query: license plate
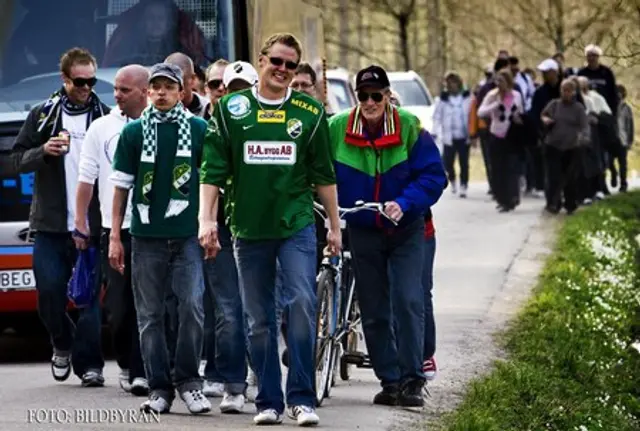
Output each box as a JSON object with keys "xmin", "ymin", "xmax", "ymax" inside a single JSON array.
[{"xmin": 0, "ymin": 269, "xmax": 36, "ymax": 291}]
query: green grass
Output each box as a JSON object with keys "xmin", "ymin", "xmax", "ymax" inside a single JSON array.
[{"xmin": 433, "ymin": 192, "xmax": 640, "ymax": 431}]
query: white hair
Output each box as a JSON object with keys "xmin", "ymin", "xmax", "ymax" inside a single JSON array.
[{"xmin": 584, "ymin": 44, "xmax": 602, "ymax": 56}]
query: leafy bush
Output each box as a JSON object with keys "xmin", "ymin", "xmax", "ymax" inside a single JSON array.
[{"xmin": 441, "ymin": 193, "xmax": 640, "ymax": 431}]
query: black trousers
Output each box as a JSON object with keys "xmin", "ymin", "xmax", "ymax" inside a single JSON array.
[
  {"xmin": 545, "ymin": 147, "xmax": 580, "ymax": 212},
  {"xmin": 489, "ymin": 135, "xmax": 520, "ymax": 208},
  {"xmin": 526, "ymin": 145, "xmax": 545, "ymax": 191},
  {"xmin": 442, "ymin": 139, "xmax": 470, "ymax": 187},
  {"xmin": 609, "ymin": 146, "xmax": 628, "ymax": 189},
  {"xmin": 101, "ymin": 229, "xmax": 145, "ymax": 380},
  {"xmin": 479, "ymin": 129, "xmax": 493, "ymax": 191}
]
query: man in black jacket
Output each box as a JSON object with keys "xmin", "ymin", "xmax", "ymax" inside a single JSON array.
[
  {"xmin": 578, "ymin": 45, "xmax": 618, "ymax": 115},
  {"xmin": 529, "ymin": 58, "xmax": 562, "ymax": 199},
  {"xmin": 6, "ymin": 48, "xmax": 109, "ymax": 386}
]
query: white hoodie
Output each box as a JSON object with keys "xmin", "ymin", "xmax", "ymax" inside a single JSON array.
[{"xmin": 78, "ymin": 106, "xmax": 133, "ymax": 229}]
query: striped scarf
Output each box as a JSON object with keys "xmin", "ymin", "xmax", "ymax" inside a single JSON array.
[
  {"xmin": 137, "ymin": 103, "xmax": 192, "ymax": 224},
  {"xmin": 344, "ymin": 104, "xmax": 402, "ymax": 148}
]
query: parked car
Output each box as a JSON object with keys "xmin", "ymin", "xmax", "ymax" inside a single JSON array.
[
  {"xmin": 326, "ymin": 68, "xmax": 356, "ymax": 114},
  {"xmin": 387, "ymin": 71, "xmax": 439, "ymax": 149}
]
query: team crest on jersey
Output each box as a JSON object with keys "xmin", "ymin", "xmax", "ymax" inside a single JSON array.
[
  {"xmin": 257, "ymin": 110, "xmax": 286, "ymax": 123},
  {"xmin": 286, "ymin": 118, "xmax": 303, "ymax": 139},
  {"xmin": 227, "ymin": 94, "xmax": 251, "ymax": 119}
]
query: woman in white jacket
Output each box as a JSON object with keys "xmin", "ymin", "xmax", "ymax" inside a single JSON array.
[{"xmin": 432, "ymin": 72, "xmax": 472, "ymax": 197}]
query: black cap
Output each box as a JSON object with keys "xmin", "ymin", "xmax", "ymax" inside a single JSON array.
[
  {"xmin": 149, "ymin": 63, "xmax": 184, "ymax": 88},
  {"xmin": 355, "ymin": 65, "xmax": 390, "ymax": 91}
]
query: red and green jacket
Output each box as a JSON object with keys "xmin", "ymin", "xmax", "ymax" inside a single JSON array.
[{"xmin": 328, "ymin": 105, "xmax": 446, "ymax": 229}]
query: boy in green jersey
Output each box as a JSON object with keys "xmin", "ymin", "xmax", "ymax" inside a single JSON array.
[
  {"xmin": 199, "ymin": 33, "xmax": 341, "ymax": 427},
  {"xmin": 108, "ymin": 63, "xmax": 210, "ymax": 415}
]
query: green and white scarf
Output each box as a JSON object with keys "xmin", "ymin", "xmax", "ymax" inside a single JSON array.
[{"xmin": 137, "ymin": 103, "xmax": 192, "ymax": 224}]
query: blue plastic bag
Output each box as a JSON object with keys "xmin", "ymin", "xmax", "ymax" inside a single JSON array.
[{"xmin": 67, "ymin": 246, "xmax": 99, "ymax": 308}]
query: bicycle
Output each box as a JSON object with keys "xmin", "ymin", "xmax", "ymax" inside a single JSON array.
[{"xmin": 313, "ymin": 200, "xmax": 397, "ymax": 406}]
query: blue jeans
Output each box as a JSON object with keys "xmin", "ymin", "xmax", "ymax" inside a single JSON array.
[
  {"xmin": 423, "ymin": 236, "xmax": 436, "ymax": 359},
  {"xmin": 203, "ymin": 225, "xmax": 246, "ymax": 395},
  {"xmin": 234, "ymin": 224, "xmax": 317, "ymax": 413},
  {"xmin": 349, "ymin": 219, "xmax": 426, "ymax": 388},
  {"xmin": 131, "ymin": 236, "xmax": 205, "ymax": 401},
  {"xmin": 33, "ymin": 232, "xmax": 104, "ymax": 378}
]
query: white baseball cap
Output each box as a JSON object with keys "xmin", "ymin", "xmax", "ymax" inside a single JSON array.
[
  {"xmin": 537, "ymin": 58, "xmax": 559, "ymax": 72},
  {"xmin": 223, "ymin": 61, "xmax": 258, "ymax": 87}
]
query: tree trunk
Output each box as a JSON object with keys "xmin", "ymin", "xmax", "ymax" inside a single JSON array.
[
  {"xmin": 339, "ymin": 0, "xmax": 350, "ymax": 68},
  {"xmin": 549, "ymin": 0, "xmax": 565, "ymax": 52},
  {"xmin": 399, "ymin": 14, "xmax": 411, "ymax": 69}
]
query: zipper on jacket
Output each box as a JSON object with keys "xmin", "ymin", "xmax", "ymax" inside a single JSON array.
[{"xmin": 372, "ymin": 146, "xmax": 383, "ymax": 228}]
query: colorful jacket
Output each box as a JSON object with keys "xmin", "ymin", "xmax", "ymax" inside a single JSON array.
[{"xmin": 328, "ymin": 105, "xmax": 447, "ymax": 229}]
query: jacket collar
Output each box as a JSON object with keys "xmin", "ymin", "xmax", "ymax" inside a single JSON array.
[{"xmin": 344, "ymin": 104, "xmax": 402, "ymax": 148}]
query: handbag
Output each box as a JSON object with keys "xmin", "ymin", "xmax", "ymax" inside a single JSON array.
[{"xmin": 67, "ymin": 246, "xmax": 99, "ymax": 308}]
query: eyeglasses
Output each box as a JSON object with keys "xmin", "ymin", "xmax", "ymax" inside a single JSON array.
[
  {"xmin": 268, "ymin": 57, "xmax": 298, "ymax": 70},
  {"xmin": 291, "ymin": 82, "xmax": 314, "ymax": 90},
  {"xmin": 207, "ymin": 79, "xmax": 224, "ymax": 90},
  {"xmin": 71, "ymin": 77, "xmax": 97, "ymax": 88},
  {"xmin": 357, "ymin": 91, "xmax": 384, "ymax": 103}
]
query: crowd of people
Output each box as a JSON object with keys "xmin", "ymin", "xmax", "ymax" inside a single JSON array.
[
  {"xmin": 434, "ymin": 45, "xmax": 634, "ymax": 213},
  {"xmin": 5, "ymin": 31, "xmax": 448, "ymax": 427}
]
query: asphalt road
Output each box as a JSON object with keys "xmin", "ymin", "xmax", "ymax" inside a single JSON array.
[{"xmin": 0, "ymin": 182, "xmax": 550, "ymax": 430}]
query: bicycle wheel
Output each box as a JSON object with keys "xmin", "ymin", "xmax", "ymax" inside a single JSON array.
[
  {"xmin": 339, "ymin": 260, "xmax": 358, "ymax": 381},
  {"xmin": 314, "ymin": 267, "xmax": 335, "ymax": 406}
]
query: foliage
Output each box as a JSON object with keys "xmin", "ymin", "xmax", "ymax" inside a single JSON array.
[{"xmin": 436, "ymin": 192, "xmax": 640, "ymax": 431}]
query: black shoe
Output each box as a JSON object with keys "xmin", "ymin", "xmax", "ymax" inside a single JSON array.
[
  {"xmin": 398, "ymin": 379, "xmax": 424, "ymax": 407},
  {"xmin": 373, "ymin": 386, "xmax": 398, "ymax": 406},
  {"xmin": 545, "ymin": 205, "xmax": 560, "ymax": 215},
  {"xmin": 81, "ymin": 370, "xmax": 105, "ymax": 387},
  {"xmin": 620, "ymin": 183, "xmax": 628, "ymax": 193},
  {"xmin": 611, "ymin": 176, "xmax": 618, "ymax": 188}
]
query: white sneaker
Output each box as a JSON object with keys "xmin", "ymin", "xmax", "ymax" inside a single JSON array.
[
  {"xmin": 220, "ymin": 392, "xmax": 245, "ymax": 413},
  {"xmin": 450, "ymin": 183, "xmax": 457, "ymax": 194},
  {"xmin": 141, "ymin": 395, "xmax": 171, "ymax": 414},
  {"xmin": 203, "ymin": 380, "xmax": 224, "ymax": 397},
  {"xmin": 118, "ymin": 369, "xmax": 132, "ymax": 392},
  {"xmin": 459, "ymin": 185, "xmax": 467, "ymax": 198},
  {"xmin": 51, "ymin": 354, "xmax": 71, "ymax": 381},
  {"xmin": 287, "ymin": 405, "xmax": 319, "ymax": 426},
  {"xmin": 131, "ymin": 377, "xmax": 149, "ymax": 396},
  {"xmin": 254, "ymin": 409, "xmax": 283, "ymax": 425},
  {"xmin": 595, "ymin": 191, "xmax": 605, "ymax": 200},
  {"xmin": 180, "ymin": 389, "xmax": 212, "ymax": 414}
]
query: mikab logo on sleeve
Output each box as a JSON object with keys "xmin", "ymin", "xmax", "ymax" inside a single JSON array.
[
  {"xmin": 257, "ymin": 110, "xmax": 286, "ymax": 123},
  {"xmin": 243, "ymin": 141, "xmax": 296, "ymax": 165}
]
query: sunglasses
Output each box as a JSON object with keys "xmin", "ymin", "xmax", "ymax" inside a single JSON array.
[
  {"xmin": 71, "ymin": 77, "xmax": 97, "ymax": 88},
  {"xmin": 268, "ymin": 56, "xmax": 298, "ymax": 70},
  {"xmin": 207, "ymin": 79, "xmax": 224, "ymax": 90},
  {"xmin": 357, "ymin": 91, "xmax": 384, "ymax": 103}
]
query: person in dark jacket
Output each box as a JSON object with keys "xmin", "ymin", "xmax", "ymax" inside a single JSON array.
[
  {"xmin": 529, "ymin": 59, "xmax": 562, "ymax": 199},
  {"xmin": 578, "ymin": 45, "xmax": 618, "ymax": 115},
  {"xmin": 6, "ymin": 48, "xmax": 109, "ymax": 386}
]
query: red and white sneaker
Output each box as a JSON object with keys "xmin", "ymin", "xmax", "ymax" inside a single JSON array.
[{"xmin": 423, "ymin": 357, "xmax": 437, "ymax": 381}]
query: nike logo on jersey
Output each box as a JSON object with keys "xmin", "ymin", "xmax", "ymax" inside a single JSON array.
[{"xmin": 243, "ymin": 125, "xmax": 254, "ymax": 130}]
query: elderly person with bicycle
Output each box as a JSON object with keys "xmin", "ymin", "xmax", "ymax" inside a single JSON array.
[{"xmin": 328, "ymin": 65, "xmax": 447, "ymax": 407}]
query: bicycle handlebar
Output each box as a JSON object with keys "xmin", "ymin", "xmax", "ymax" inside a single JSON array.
[{"xmin": 313, "ymin": 200, "xmax": 398, "ymax": 226}]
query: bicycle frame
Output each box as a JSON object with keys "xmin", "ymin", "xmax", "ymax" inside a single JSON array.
[{"xmin": 313, "ymin": 201, "xmax": 397, "ymax": 358}]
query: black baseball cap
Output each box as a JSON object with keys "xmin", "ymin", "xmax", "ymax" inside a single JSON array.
[
  {"xmin": 355, "ymin": 65, "xmax": 391, "ymax": 91},
  {"xmin": 149, "ymin": 63, "xmax": 184, "ymax": 89}
]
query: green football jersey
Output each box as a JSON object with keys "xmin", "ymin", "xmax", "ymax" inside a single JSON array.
[{"xmin": 200, "ymin": 87, "xmax": 336, "ymax": 240}]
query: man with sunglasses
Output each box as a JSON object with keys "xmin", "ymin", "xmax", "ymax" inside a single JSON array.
[
  {"xmin": 199, "ymin": 32, "xmax": 340, "ymax": 426},
  {"xmin": 204, "ymin": 59, "xmax": 230, "ymax": 120},
  {"xmin": 7, "ymin": 47, "xmax": 110, "ymax": 386},
  {"xmin": 328, "ymin": 65, "xmax": 446, "ymax": 408}
]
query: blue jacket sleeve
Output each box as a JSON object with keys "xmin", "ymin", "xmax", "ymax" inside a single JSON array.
[{"xmin": 395, "ymin": 129, "xmax": 447, "ymax": 213}]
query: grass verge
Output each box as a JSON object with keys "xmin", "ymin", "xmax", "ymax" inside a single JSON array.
[{"xmin": 437, "ymin": 192, "xmax": 640, "ymax": 431}]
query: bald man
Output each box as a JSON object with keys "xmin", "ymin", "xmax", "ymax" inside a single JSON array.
[
  {"xmin": 75, "ymin": 64, "xmax": 150, "ymax": 396},
  {"xmin": 165, "ymin": 52, "xmax": 208, "ymax": 117}
]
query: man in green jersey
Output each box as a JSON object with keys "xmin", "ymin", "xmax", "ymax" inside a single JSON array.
[
  {"xmin": 108, "ymin": 63, "xmax": 211, "ymax": 415},
  {"xmin": 199, "ymin": 33, "xmax": 341, "ymax": 427}
]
